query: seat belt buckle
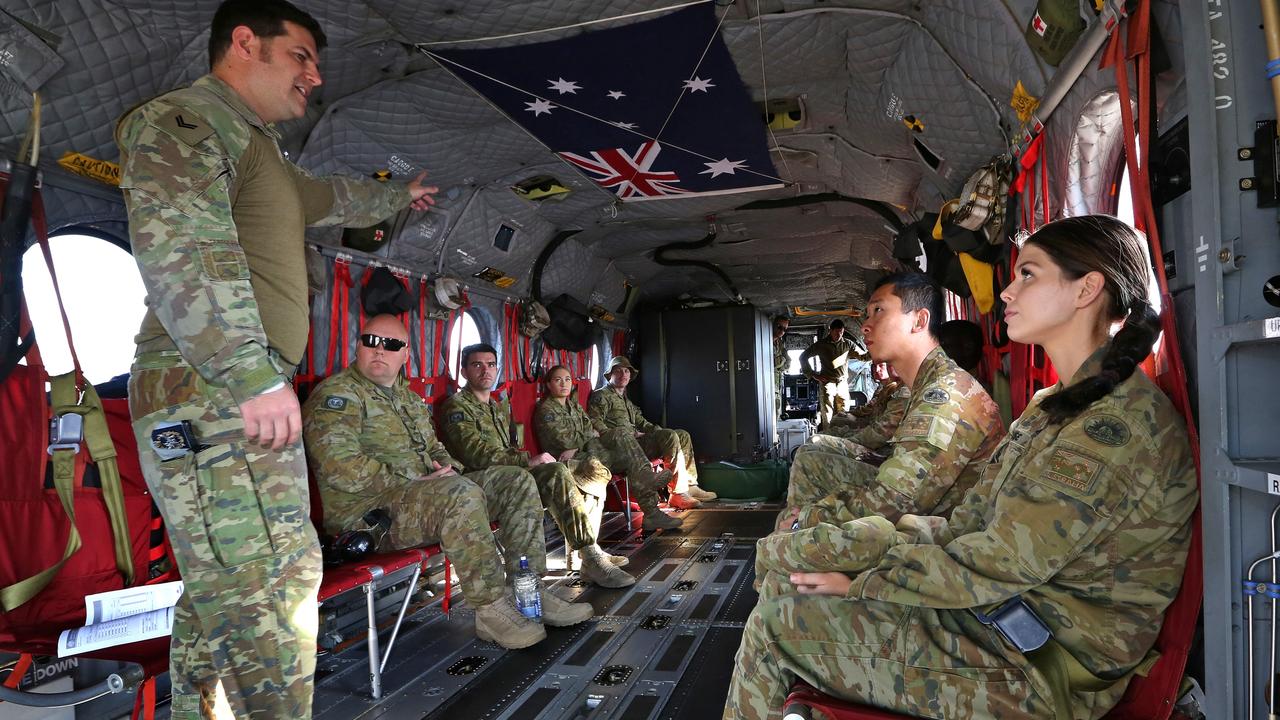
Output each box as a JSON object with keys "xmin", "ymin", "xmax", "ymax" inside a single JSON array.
[
  {"xmin": 971, "ymin": 596, "xmax": 1052, "ymax": 653},
  {"xmin": 48, "ymin": 413, "xmax": 84, "ymax": 454}
]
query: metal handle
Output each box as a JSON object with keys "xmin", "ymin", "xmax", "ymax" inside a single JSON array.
[{"xmin": 0, "ymin": 664, "xmax": 143, "ymax": 708}]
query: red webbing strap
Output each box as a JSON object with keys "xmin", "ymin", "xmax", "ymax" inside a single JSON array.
[
  {"xmin": 432, "ymin": 317, "xmax": 445, "ymax": 377},
  {"xmin": 31, "ymin": 192, "xmax": 84, "ymax": 388},
  {"xmin": 504, "ymin": 302, "xmax": 520, "ymax": 381},
  {"xmin": 442, "ymin": 558, "xmax": 452, "ymax": 616},
  {"xmin": 130, "ymin": 675, "xmax": 156, "ymax": 720},
  {"xmin": 416, "ymin": 277, "xmax": 429, "ymax": 378},
  {"xmin": 3, "ymin": 653, "xmax": 32, "ymax": 689},
  {"xmin": 1100, "ymin": 6, "xmax": 1202, "ymax": 718},
  {"xmin": 326, "ymin": 258, "xmax": 353, "ymax": 375}
]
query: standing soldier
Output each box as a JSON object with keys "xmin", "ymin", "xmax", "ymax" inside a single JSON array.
[
  {"xmin": 439, "ymin": 345, "xmax": 635, "ymax": 589},
  {"xmin": 588, "ymin": 356, "xmax": 716, "ymax": 508},
  {"xmin": 771, "ymin": 315, "xmax": 790, "ymax": 420},
  {"xmin": 116, "ymin": 2, "xmax": 438, "ymax": 716},
  {"xmin": 798, "ymin": 319, "xmax": 859, "ymax": 429},
  {"xmin": 302, "ymin": 316, "xmax": 581, "ymax": 650},
  {"xmin": 534, "ymin": 365, "xmax": 682, "ymax": 533},
  {"xmin": 726, "ymin": 215, "xmax": 1198, "ymax": 720}
]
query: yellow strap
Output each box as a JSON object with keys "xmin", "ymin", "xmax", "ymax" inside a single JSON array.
[
  {"xmin": 932, "ymin": 199, "xmax": 961, "ymax": 240},
  {"xmin": 78, "ymin": 383, "xmax": 135, "ymax": 584},
  {"xmin": 957, "ymin": 252, "xmax": 996, "ymax": 313},
  {"xmin": 1027, "ymin": 639, "xmax": 1156, "ymax": 720}
]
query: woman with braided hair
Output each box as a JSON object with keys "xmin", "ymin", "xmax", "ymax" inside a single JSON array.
[{"xmin": 725, "ymin": 215, "xmax": 1198, "ymax": 720}]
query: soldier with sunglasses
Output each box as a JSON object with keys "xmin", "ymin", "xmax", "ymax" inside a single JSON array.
[{"xmin": 303, "ymin": 315, "xmax": 592, "ymax": 650}]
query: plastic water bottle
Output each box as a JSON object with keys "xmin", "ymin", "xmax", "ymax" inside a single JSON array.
[{"xmin": 513, "ymin": 556, "xmax": 542, "ymax": 620}]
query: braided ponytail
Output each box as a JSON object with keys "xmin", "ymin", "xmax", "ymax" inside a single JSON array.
[
  {"xmin": 1039, "ymin": 301, "xmax": 1162, "ymax": 424},
  {"xmin": 1019, "ymin": 215, "xmax": 1159, "ymax": 425}
]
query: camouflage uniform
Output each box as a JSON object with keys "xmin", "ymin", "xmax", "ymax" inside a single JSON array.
[
  {"xmin": 301, "ymin": 367, "xmax": 547, "ymax": 605},
  {"xmin": 118, "ymin": 75, "xmax": 409, "ymax": 719},
  {"xmin": 788, "ymin": 347, "xmax": 1003, "ymax": 521},
  {"xmin": 773, "ymin": 334, "xmax": 788, "ymax": 419},
  {"xmin": 798, "ymin": 335, "xmax": 857, "ymax": 429},
  {"xmin": 726, "ymin": 353, "xmax": 1199, "ymax": 720},
  {"xmin": 439, "ymin": 389, "xmax": 609, "ymax": 552},
  {"xmin": 587, "ymin": 386, "xmax": 695, "ymax": 490},
  {"xmin": 800, "ymin": 384, "xmax": 910, "ymax": 459},
  {"xmin": 532, "ymin": 396, "xmax": 666, "ymax": 518}
]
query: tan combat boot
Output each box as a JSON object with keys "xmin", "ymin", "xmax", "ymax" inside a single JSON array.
[
  {"xmin": 540, "ymin": 589, "xmax": 594, "ymax": 626},
  {"xmin": 667, "ymin": 492, "xmax": 701, "ymax": 509},
  {"xmin": 642, "ymin": 508, "xmax": 683, "ymax": 531},
  {"xmin": 687, "ymin": 484, "xmax": 717, "ymax": 502},
  {"xmin": 579, "ymin": 545, "xmax": 636, "ymax": 588},
  {"xmin": 474, "ymin": 597, "xmax": 547, "ymax": 649}
]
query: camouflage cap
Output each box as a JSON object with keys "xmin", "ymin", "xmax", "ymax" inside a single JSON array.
[{"xmin": 608, "ymin": 356, "xmax": 638, "ymax": 376}]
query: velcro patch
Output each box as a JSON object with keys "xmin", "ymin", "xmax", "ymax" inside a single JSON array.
[
  {"xmin": 157, "ymin": 107, "xmax": 215, "ymax": 146},
  {"xmin": 447, "ymin": 411, "xmax": 465, "ymax": 424},
  {"xmin": 542, "ymin": 412, "xmax": 556, "ymax": 422},
  {"xmin": 897, "ymin": 414, "xmax": 934, "ymax": 439},
  {"xmin": 922, "ymin": 388, "xmax": 949, "ymax": 404},
  {"xmin": 1044, "ymin": 449, "xmax": 1103, "ymax": 493},
  {"xmin": 324, "ymin": 396, "xmax": 347, "ymax": 411},
  {"xmin": 1083, "ymin": 414, "xmax": 1131, "ymax": 447}
]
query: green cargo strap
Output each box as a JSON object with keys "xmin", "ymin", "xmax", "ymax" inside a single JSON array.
[
  {"xmin": 0, "ymin": 373, "xmax": 134, "ymax": 612},
  {"xmin": 1027, "ymin": 638, "xmax": 1160, "ymax": 720}
]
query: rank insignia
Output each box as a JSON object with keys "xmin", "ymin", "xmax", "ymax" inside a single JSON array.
[
  {"xmin": 1083, "ymin": 415, "xmax": 1130, "ymax": 447},
  {"xmin": 325, "ymin": 396, "xmax": 347, "ymax": 411},
  {"xmin": 922, "ymin": 388, "xmax": 949, "ymax": 404}
]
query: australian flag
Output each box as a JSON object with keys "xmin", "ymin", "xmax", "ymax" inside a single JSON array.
[{"xmin": 433, "ymin": 4, "xmax": 783, "ymax": 201}]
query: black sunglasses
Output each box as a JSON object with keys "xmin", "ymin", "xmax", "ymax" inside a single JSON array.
[{"xmin": 360, "ymin": 334, "xmax": 407, "ymax": 352}]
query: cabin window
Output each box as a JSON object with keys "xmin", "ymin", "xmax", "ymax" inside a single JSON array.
[
  {"xmin": 446, "ymin": 311, "xmax": 483, "ymax": 384},
  {"xmin": 589, "ymin": 344, "xmax": 600, "ymax": 384},
  {"xmin": 21, "ymin": 232, "xmax": 147, "ymax": 384}
]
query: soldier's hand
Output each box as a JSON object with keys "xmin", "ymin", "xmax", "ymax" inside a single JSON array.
[
  {"xmin": 790, "ymin": 571, "xmax": 852, "ymax": 596},
  {"xmin": 407, "ymin": 170, "xmax": 439, "ymax": 211},
  {"xmin": 775, "ymin": 506, "xmax": 801, "ymax": 533},
  {"xmin": 424, "ymin": 464, "xmax": 457, "ymax": 480},
  {"xmin": 558, "ymin": 448, "xmax": 578, "ymax": 462},
  {"xmin": 529, "ymin": 452, "xmax": 557, "ymax": 467},
  {"xmin": 240, "ymin": 386, "xmax": 301, "ymax": 452}
]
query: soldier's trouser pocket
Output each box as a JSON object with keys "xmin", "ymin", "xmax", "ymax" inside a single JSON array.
[{"xmin": 130, "ymin": 365, "xmax": 310, "ymax": 570}]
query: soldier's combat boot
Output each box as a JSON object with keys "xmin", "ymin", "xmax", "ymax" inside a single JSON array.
[
  {"xmin": 540, "ymin": 588, "xmax": 594, "ymax": 626},
  {"xmin": 579, "ymin": 545, "xmax": 635, "ymax": 588},
  {"xmin": 667, "ymin": 492, "xmax": 701, "ymax": 509},
  {"xmin": 474, "ymin": 597, "xmax": 547, "ymax": 649},
  {"xmin": 687, "ymin": 485, "xmax": 717, "ymax": 502},
  {"xmin": 642, "ymin": 508, "xmax": 683, "ymax": 531}
]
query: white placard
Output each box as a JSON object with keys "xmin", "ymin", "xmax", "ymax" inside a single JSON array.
[
  {"xmin": 1271, "ymin": 474, "xmax": 1280, "ymax": 496},
  {"xmin": 1266, "ymin": 317, "xmax": 1280, "ymax": 339}
]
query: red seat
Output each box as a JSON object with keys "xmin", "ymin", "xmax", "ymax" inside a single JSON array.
[{"xmin": 782, "ymin": 509, "xmax": 1203, "ymax": 720}]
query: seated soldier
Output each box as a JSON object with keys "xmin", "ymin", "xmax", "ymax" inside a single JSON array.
[
  {"xmin": 814, "ymin": 318, "xmax": 985, "ymax": 456},
  {"xmin": 534, "ymin": 365, "xmax": 683, "ymax": 533},
  {"xmin": 782, "ymin": 272, "xmax": 1004, "ymax": 524},
  {"xmin": 726, "ymin": 215, "xmax": 1198, "ymax": 720},
  {"xmin": 587, "ymin": 356, "xmax": 714, "ymax": 508},
  {"xmin": 302, "ymin": 315, "xmax": 592, "ymax": 650},
  {"xmin": 440, "ymin": 344, "xmax": 635, "ymax": 589}
]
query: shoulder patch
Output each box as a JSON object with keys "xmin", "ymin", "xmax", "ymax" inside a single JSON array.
[
  {"xmin": 156, "ymin": 107, "xmax": 215, "ymax": 146},
  {"xmin": 447, "ymin": 411, "xmax": 465, "ymax": 424},
  {"xmin": 542, "ymin": 412, "xmax": 556, "ymax": 422},
  {"xmin": 1044, "ymin": 448, "xmax": 1104, "ymax": 493},
  {"xmin": 897, "ymin": 414, "xmax": 934, "ymax": 438},
  {"xmin": 1083, "ymin": 415, "xmax": 1131, "ymax": 447},
  {"xmin": 323, "ymin": 396, "xmax": 348, "ymax": 411},
  {"xmin": 922, "ymin": 388, "xmax": 949, "ymax": 405}
]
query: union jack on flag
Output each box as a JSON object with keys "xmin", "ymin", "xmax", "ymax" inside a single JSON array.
[
  {"xmin": 558, "ymin": 141, "xmax": 688, "ymax": 199},
  {"xmin": 433, "ymin": 4, "xmax": 782, "ymax": 201}
]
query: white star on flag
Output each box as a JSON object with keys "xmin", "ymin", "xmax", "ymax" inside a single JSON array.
[
  {"xmin": 611, "ymin": 121, "xmax": 638, "ymax": 130},
  {"xmin": 683, "ymin": 76, "xmax": 715, "ymax": 93},
  {"xmin": 525, "ymin": 98, "xmax": 555, "ymax": 116},
  {"xmin": 699, "ymin": 158, "xmax": 747, "ymax": 177},
  {"xmin": 548, "ymin": 78, "xmax": 581, "ymax": 94},
  {"xmin": 606, "ymin": 90, "xmax": 626, "ymax": 100}
]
